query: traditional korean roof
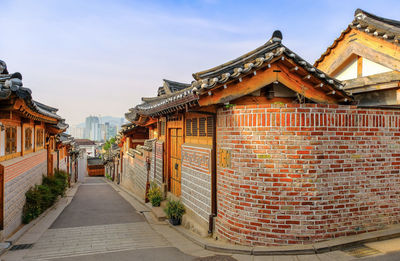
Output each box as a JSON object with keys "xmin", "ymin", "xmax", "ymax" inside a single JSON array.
[
  {"xmin": 87, "ymin": 157, "xmax": 103, "ymax": 166},
  {"xmin": 120, "ymin": 122, "xmax": 136, "ymax": 133},
  {"xmin": 125, "ymin": 31, "xmax": 352, "ymax": 120},
  {"xmin": 0, "ymin": 60, "xmax": 66, "ymax": 123},
  {"xmin": 58, "ymin": 133, "xmax": 74, "ymax": 145},
  {"xmin": 127, "ymin": 79, "xmax": 197, "ymax": 120},
  {"xmin": 315, "ymin": 9, "xmax": 400, "ymax": 67},
  {"xmin": 75, "ymin": 139, "xmax": 96, "ymax": 146},
  {"xmin": 191, "ymin": 31, "xmax": 348, "ymax": 96}
]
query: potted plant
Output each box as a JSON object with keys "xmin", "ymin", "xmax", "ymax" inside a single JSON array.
[
  {"xmin": 147, "ymin": 182, "xmax": 163, "ymax": 207},
  {"xmin": 164, "ymin": 198, "xmax": 185, "ymax": 225}
]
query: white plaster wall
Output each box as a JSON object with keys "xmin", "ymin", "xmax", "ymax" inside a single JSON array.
[
  {"xmin": 335, "ymin": 58, "xmax": 357, "ymax": 81},
  {"xmin": 363, "ymin": 58, "xmax": 392, "ymax": 76},
  {"xmin": 17, "ymin": 126, "xmax": 21, "ymax": 152},
  {"xmin": 31, "ymin": 129, "xmax": 34, "ymax": 149},
  {"xmin": 0, "ymin": 127, "xmax": 4, "ymax": 156}
]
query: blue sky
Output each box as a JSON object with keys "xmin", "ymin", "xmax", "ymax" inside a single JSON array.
[{"xmin": 1, "ymin": 0, "xmax": 399, "ymax": 125}]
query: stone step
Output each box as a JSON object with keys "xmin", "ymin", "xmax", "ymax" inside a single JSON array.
[{"xmin": 151, "ymin": 206, "xmax": 167, "ymax": 221}]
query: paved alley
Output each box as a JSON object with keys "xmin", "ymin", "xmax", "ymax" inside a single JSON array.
[
  {"xmin": 2, "ymin": 178, "xmax": 202, "ymax": 261},
  {"xmin": 2, "ymin": 177, "xmax": 400, "ymax": 261}
]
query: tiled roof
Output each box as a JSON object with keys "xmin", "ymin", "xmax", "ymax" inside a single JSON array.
[
  {"xmin": 75, "ymin": 139, "xmax": 96, "ymax": 146},
  {"xmin": 0, "ymin": 60, "xmax": 66, "ymax": 123},
  {"xmin": 126, "ymin": 31, "xmax": 352, "ymax": 119},
  {"xmin": 315, "ymin": 9, "xmax": 400, "ymax": 67},
  {"xmin": 87, "ymin": 157, "xmax": 103, "ymax": 166}
]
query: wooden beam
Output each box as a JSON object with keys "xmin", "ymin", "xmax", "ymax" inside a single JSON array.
[
  {"xmin": 275, "ymin": 63, "xmax": 339, "ymax": 104},
  {"xmin": 343, "ymin": 71, "xmax": 400, "ymax": 92}
]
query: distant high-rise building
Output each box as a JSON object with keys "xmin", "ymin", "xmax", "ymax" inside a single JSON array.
[
  {"xmin": 69, "ymin": 125, "xmax": 84, "ymax": 139},
  {"xmin": 81, "ymin": 116, "xmax": 123, "ymax": 142},
  {"xmin": 84, "ymin": 116, "xmax": 100, "ymax": 141}
]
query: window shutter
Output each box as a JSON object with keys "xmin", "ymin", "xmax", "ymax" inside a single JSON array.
[
  {"xmin": 192, "ymin": 118, "xmax": 198, "ymax": 136},
  {"xmin": 199, "ymin": 117, "xmax": 206, "ymax": 136},
  {"xmin": 186, "ymin": 119, "xmax": 192, "ymax": 136},
  {"xmin": 160, "ymin": 121, "xmax": 165, "ymax": 136},
  {"xmin": 207, "ymin": 116, "xmax": 214, "ymax": 137}
]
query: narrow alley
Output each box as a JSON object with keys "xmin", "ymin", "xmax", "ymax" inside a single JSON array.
[
  {"xmin": 2, "ymin": 177, "xmax": 400, "ymax": 261},
  {"xmin": 1, "ymin": 177, "xmax": 233, "ymax": 261}
]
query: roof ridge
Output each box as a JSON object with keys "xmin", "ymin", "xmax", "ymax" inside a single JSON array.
[{"xmin": 355, "ymin": 8, "xmax": 400, "ymax": 28}]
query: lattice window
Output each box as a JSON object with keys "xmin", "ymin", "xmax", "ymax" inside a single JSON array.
[
  {"xmin": 5, "ymin": 126, "xmax": 17, "ymax": 154},
  {"xmin": 186, "ymin": 119, "xmax": 192, "ymax": 136},
  {"xmin": 207, "ymin": 116, "xmax": 214, "ymax": 137},
  {"xmin": 25, "ymin": 127, "xmax": 32, "ymax": 150},
  {"xmin": 191, "ymin": 118, "xmax": 198, "ymax": 136},
  {"xmin": 199, "ymin": 117, "xmax": 206, "ymax": 136},
  {"xmin": 160, "ymin": 121, "xmax": 166, "ymax": 136},
  {"xmin": 36, "ymin": 129, "xmax": 44, "ymax": 147}
]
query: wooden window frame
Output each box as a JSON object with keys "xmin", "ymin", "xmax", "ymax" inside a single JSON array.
[
  {"xmin": 160, "ymin": 121, "xmax": 166, "ymax": 136},
  {"xmin": 25, "ymin": 127, "xmax": 33, "ymax": 151},
  {"xmin": 36, "ymin": 128, "xmax": 44, "ymax": 148},
  {"xmin": 5, "ymin": 126, "xmax": 17, "ymax": 155},
  {"xmin": 191, "ymin": 118, "xmax": 198, "ymax": 136},
  {"xmin": 207, "ymin": 116, "xmax": 214, "ymax": 137},
  {"xmin": 186, "ymin": 119, "xmax": 192, "ymax": 136},
  {"xmin": 199, "ymin": 117, "xmax": 206, "ymax": 136}
]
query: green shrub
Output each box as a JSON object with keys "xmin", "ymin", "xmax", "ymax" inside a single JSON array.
[
  {"xmin": 147, "ymin": 182, "xmax": 163, "ymax": 207},
  {"xmin": 22, "ymin": 186, "xmax": 42, "ymax": 224},
  {"xmin": 164, "ymin": 198, "xmax": 185, "ymax": 221},
  {"xmin": 22, "ymin": 170, "xmax": 69, "ymax": 224}
]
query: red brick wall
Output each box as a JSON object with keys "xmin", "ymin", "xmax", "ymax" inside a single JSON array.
[
  {"xmin": 4, "ymin": 149, "xmax": 47, "ymax": 183},
  {"xmin": 216, "ymin": 104, "xmax": 400, "ymax": 246}
]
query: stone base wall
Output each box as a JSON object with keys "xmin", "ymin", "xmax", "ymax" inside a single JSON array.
[
  {"xmin": 121, "ymin": 151, "xmax": 150, "ymax": 200},
  {"xmin": 2, "ymin": 150, "xmax": 47, "ymax": 238},
  {"xmin": 150, "ymin": 141, "xmax": 163, "ymax": 187},
  {"xmin": 59, "ymin": 156, "xmax": 68, "ymax": 173},
  {"xmin": 181, "ymin": 144, "xmax": 212, "ymax": 224},
  {"xmin": 216, "ymin": 104, "xmax": 400, "ymax": 246}
]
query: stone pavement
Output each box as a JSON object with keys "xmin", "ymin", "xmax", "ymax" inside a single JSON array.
[{"xmin": 2, "ymin": 177, "xmax": 400, "ymax": 260}]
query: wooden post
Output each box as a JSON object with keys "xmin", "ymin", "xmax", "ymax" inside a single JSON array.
[{"xmin": 357, "ymin": 56, "xmax": 363, "ymax": 77}]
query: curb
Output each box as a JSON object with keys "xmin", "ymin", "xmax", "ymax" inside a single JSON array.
[
  {"xmin": 107, "ymin": 180, "xmax": 400, "ymax": 256},
  {"xmin": 0, "ymin": 183, "xmax": 80, "ymax": 255},
  {"xmin": 171, "ymin": 220, "xmax": 400, "ymax": 256}
]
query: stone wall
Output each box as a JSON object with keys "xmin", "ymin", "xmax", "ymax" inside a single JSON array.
[
  {"xmin": 150, "ymin": 141, "xmax": 163, "ymax": 187},
  {"xmin": 181, "ymin": 144, "xmax": 212, "ymax": 223},
  {"xmin": 59, "ymin": 155, "xmax": 68, "ymax": 173},
  {"xmin": 216, "ymin": 104, "xmax": 400, "ymax": 246},
  {"xmin": 2, "ymin": 150, "xmax": 47, "ymax": 238},
  {"xmin": 121, "ymin": 151, "xmax": 150, "ymax": 199}
]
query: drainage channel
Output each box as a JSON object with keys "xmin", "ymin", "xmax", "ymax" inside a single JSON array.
[{"xmin": 9, "ymin": 243, "xmax": 34, "ymax": 251}]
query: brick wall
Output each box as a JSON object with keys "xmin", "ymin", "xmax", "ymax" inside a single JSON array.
[
  {"xmin": 150, "ymin": 141, "xmax": 163, "ymax": 187},
  {"xmin": 121, "ymin": 151, "xmax": 150, "ymax": 199},
  {"xmin": 181, "ymin": 144, "xmax": 212, "ymax": 223},
  {"xmin": 2, "ymin": 150, "xmax": 47, "ymax": 237},
  {"xmin": 216, "ymin": 104, "xmax": 400, "ymax": 246}
]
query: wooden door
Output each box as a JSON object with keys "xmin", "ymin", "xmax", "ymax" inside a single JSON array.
[{"xmin": 169, "ymin": 128, "xmax": 182, "ymax": 196}]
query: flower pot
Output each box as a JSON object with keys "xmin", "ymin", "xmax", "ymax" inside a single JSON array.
[{"xmin": 169, "ymin": 218, "xmax": 181, "ymax": 226}]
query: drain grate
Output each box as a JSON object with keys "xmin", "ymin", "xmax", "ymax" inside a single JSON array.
[
  {"xmin": 343, "ymin": 245, "xmax": 381, "ymax": 258},
  {"xmin": 9, "ymin": 243, "xmax": 34, "ymax": 251}
]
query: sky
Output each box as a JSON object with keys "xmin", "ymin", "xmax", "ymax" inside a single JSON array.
[{"xmin": 1, "ymin": 0, "xmax": 400, "ymax": 125}]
